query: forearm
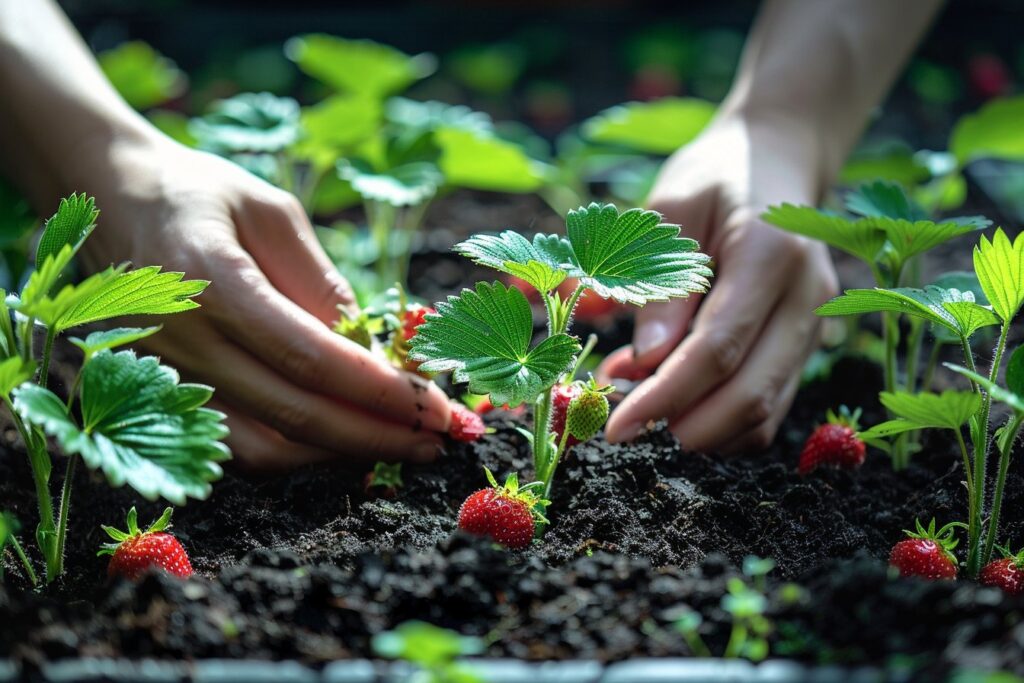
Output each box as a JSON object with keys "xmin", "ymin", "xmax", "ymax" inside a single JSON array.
[
  {"xmin": 0, "ymin": 0, "xmax": 159, "ymax": 209},
  {"xmin": 722, "ymin": 0, "xmax": 943, "ymax": 187}
]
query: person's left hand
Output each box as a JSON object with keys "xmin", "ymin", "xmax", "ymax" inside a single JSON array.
[{"xmin": 597, "ymin": 109, "xmax": 839, "ymax": 454}]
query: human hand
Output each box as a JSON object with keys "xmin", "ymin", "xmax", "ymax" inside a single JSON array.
[
  {"xmin": 69, "ymin": 133, "xmax": 451, "ymax": 470},
  {"xmin": 599, "ymin": 109, "xmax": 839, "ymax": 454}
]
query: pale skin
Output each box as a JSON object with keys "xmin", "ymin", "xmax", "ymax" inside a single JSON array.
[{"xmin": 0, "ymin": 0, "xmax": 942, "ymax": 468}]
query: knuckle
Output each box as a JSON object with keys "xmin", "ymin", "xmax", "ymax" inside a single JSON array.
[
  {"xmin": 265, "ymin": 396, "xmax": 311, "ymax": 436},
  {"xmin": 704, "ymin": 328, "xmax": 745, "ymax": 377},
  {"xmin": 743, "ymin": 390, "xmax": 775, "ymax": 427},
  {"xmin": 278, "ymin": 340, "xmax": 322, "ymax": 385},
  {"xmin": 747, "ymin": 423, "xmax": 776, "ymax": 450}
]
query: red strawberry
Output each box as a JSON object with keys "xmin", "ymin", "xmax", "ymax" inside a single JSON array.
[
  {"xmin": 101, "ymin": 508, "xmax": 192, "ymax": 581},
  {"xmin": 550, "ymin": 382, "xmax": 583, "ymax": 449},
  {"xmin": 979, "ymin": 547, "xmax": 1024, "ymax": 595},
  {"xmin": 449, "ymin": 402, "xmax": 486, "ymax": 443},
  {"xmin": 402, "ymin": 304, "xmax": 435, "ymax": 341},
  {"xmin": 457, "ymin": 470, "xmax": 546, "ymax": 549},
  {"xmin": 798, "ymin": 406, "xmax": 866, "ymax": 474},
  {"xmin": 474, "ymin": 396, "xmax": 525, "ymax": 417},
  {"xmin": 889, "ymin": 519, "xmax": 959, "ymax": 580}
]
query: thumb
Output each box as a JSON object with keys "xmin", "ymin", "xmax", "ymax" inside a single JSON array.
[
  {"xmin": 631, "ymin": 296, "xmax": 700, "ymax": 369},
  {"xmin": 237, "ymin": 191, "xmax": 357, "ymax": 325}
]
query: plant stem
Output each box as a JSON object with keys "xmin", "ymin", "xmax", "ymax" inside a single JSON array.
[
  {"xmin": 966, "ymin": 322, "xmax": 1009, "ymax": 576},
  {"xmin": 982, "ymin": 413, "xmax": 1023, "ymax": 564},
  {"xmin": 724, "ymin": 623, "xmax": 747, "ymax": 659},
  {"xmin": 7, "ymin": 535, "xmax": 37, "ymax": 587},
  {"xmin": 4, "ymin": 397, "xmax": 56, "ymax": 582},
  {"xmin": 920, "ymin": 342, "xmax": 943, "ymax": 394},
  {"xmin": 904, "ymin": 319, "xmax": 925, "ymax": 392},
  {"xmin": 569, "ymin": 334, "xmax": 598, "ymax": 380},
  {"xmin": 38, "ymin": 328, "xmax": 55, "ymax": 390},
  {"xmin": 955, "ymin": 427, "xmax": 974, "ymax": 492},
  {"xmin": 53, "ymin": 454, "xmax": 77, "ymax": 577}
]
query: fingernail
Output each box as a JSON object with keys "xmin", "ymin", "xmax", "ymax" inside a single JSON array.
[
  {"xmin": 613, "ymin": 422, "xmax": 644, "ymax": 443},
  {"xmin": 415, "ymin": 442, "xmax": 444, "ymax": 462},
  {"xmin": 634, "ymin": 319, "xmax": 671, "ymax": 360}
]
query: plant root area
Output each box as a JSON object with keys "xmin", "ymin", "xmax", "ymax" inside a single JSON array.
[{"xmin": 1, "ymin": 353, "xmax": 1023, "ymax": 677}]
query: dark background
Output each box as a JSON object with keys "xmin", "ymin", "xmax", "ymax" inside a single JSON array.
[{"xmin": 57, "ymin": 0, "xmax": 1024, "ymax": 149}]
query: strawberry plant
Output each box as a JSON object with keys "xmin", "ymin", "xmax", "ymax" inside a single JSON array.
[
  {"xmin": 409, "ymin": 202, "xmax": 712, "ymax": 542},
  {"xmin": 0, "ymin": 195, "xmax": 229, "ymax": 585},
  {"xmin": 771, "ymin": 180, "xmax": 1024, "ymax": 578}
]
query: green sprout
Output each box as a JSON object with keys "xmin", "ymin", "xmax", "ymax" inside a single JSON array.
[
  {"xmin": 409, "ymin": 202, "xmax": 711, "ymax": 525},
  {"xmin": 372, "ymin": 621, "xmax": 483, "ymax": 683},
  {"xmin": 0, "ymin": 194, "xmax": 230, "ymax": 585},
  {"xmin": 771, "ymin": 180, "xmax": 1024, "ymax": 577}
]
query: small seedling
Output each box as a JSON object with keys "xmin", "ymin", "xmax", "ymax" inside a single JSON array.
[
  {"xmin": 0, "ymin": 194, "xmax": 229, "ymax": 585},
  {"xmin": 410, "ymin": 202, "xmax": 711, "ymax": 543},
  {"xmin": 372, "ymin": 621, "xmax": 484, "ymax": 683},
  {"xmin": 364, "ymin": 462, "xmax": 404, "ymax": 500}
]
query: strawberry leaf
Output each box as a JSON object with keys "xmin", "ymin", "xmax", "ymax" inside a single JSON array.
[
  {"xmin": 408, "ymin": 281, "xmax": 580, "ymax": 407},
  {"xmin": 880, "ymin": 215, "xmax": 990, "ymax": 264},
  {"xmin": 950, "ymin": 96, "xmax": 1024, "ymax": 165},
  {"xmin": 339, "ymin": 159, "xmax": 442, "ymax": 207},
  {"xmin": 816, "ymin": 286, "xmax": 999, "ymax": 339},
  {"xmin": 285, "ymin": 35, "xmax": 436, "ymax": 97},
  {"xmin": 13, "ymin": 350, "xmax": 230, "ymax": 505},
  {"xmin": 0, "ymin": 356, "xmax": 37, "ymax": 398},
  {"xmin": 844, "ymin": 181, "xmax": 926, "ymax": 221},
  {"xmin": 1007, "ymin": 346, "xmax": 1024, "ymax": 396},
  {"xmin": 436, "ymin": 128, "xmax": 548, "ymax": 193},
  {"xmin": 859, "ymin": 390, "xmax": 982, "ymax": 440},
  {"xmin": 10, "ymin": 261, "xmax": 125, "ymax": 327},
  {"xmin": 36, "ymin": 194, "xmax": 98, "ymax": 271},
  {"xmin": 190, "ymin": 92, "xmax": 301, "ymax": 154},
  {"xmin": 455, "ymin": 231, "xmax": 570, "ymax": 293},
  {"xmin": 762, "ymin": 204, "xmax": 887, "ymax": 264},
  {"xmin": 945, "ymin": 362, "xmax": 1024, "ymax": 414},
  {"xmin": 580, "ymin": 97, "xmax": 715, "ymax": 154},
  {"xmin": 562, "ymin": 203, "xmax": 712, "ymax": 305},
  {"xmin": 69, "ymin": 326, "xmax": 162, "ymax": 360},
  {"xmin": 973, "ymin": 229, "xmax": 1024, "ymax": 323}
]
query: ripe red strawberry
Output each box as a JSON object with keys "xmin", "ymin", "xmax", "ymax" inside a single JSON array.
[
  {"xmin": 473, "ymin": 396, "xmax": 525, "ymax": 417},
  {"xmin": 979, "ymin": 547, "xmax": 1024, "ymax": 595},
  {"xmin": 457, "ymin": 470, "xmax": 547, "ymax": 549},
  {"xmin": 401, "ymin": 304, "xmax": 435, "ymax": 341},
  {"xmin": 566, "ymin": 379, "xmax": 613, "ymax": 443},
  {"xmin": 100, "ymin": 507, "xmax": 192, "ymax": 581},
  {"xmin": 889, "ymin": 519, "xmax": 959, "ymax": 581},
  {"xmin": 449, "ymin": 402, "xmax": 486, "ymax": 442},
  {"xmin": 798, "ymin": 406, "xmax": 866, "ymax": 474},
  {"xmin": 550, "ymin": 382, "xmax": 583, "ymax": 449}
]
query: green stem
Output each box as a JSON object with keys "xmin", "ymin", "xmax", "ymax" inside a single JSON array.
[
  {"xmin": 982, "ymin": 413, "xmax": 1023, "ymax": 565},
  {"xmin": 955, "ymin": 427, "xmax": 974, "ymax": 492},
  {"xmin": 6, "ymin": 400, "xmax": 56, "ymax": 582},
  {"xmin": 724, "ymin": 622, "xmax": 747, "ymax": 659},
  {"xmin": 904, "ymin": 319, "xmax": 925, "ymax": 392},
  {"xmin": 569, "ymin": 334, "xmax": 598, "ymax": 381},
  {"xmin": 38, "ymin": 328, "xmax": 55, "ymax": 390},
  {"xmin": 7, "ymin": 535, "xmax": 37, "ymax": 587},
  {"xmin": 921, "ymin": 342, "xmax": 943, "ymax": 394},
  {"xmin": 53, "ymin": 454, "xmax": 77, "ymax": 577}
]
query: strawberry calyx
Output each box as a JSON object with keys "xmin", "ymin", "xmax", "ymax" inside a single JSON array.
[
  {"xmin": 98, "ymin": 507, "xmax": 173, "ymax": 557},
  {"xmin": 902, "ymin": 518, "xmax": 963, "ymax": 567},
  {"xmin": 483, "ymin": 467, "xmax": 550, "ymax": 526},
  {"xmin": 825, "ymin": 405, "xmax": 862, "ymax": 431},
  {"xmin": 365, "ymin": 462, "xmax": 404, "ymax": 490},
  {"xmin": 993, "ymin": 544, "xmax": 1024, "ymax": 569}
]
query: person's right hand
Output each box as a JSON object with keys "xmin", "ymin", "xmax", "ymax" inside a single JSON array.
[{"xmin": 70, "ymin": 133, "xmax": 451, "ymax": 471}]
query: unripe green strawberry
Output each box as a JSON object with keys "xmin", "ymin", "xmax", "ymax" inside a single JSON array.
[{"xmin": 565, "ymin": 379, "xmax": 613, "ymax": 442}]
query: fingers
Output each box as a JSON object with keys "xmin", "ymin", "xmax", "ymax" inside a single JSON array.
[
  {"xmin": 149, "ymin": 321, "xmax": 446, "ymax": 464},
  {"xmin": 207, "ymin": 399, "xmax": 338, "ymax": 472},
  {"xmin": 631, "ymin": 297, "xmax": 702, "ymax": 368},
  {"xmin": 715, "ymin": 374, "xmax": 801, "ymax": 455},
  {"xmin": 235, "ymin": 189, "xmax": 356, "ymax": 324},
  {"xmin": 197, "ymin": 243, "xmax": 451, "ymax": 434},
  {"xmin": 606, "ymin": 225, "xmax": 795, "ymax": 443}
]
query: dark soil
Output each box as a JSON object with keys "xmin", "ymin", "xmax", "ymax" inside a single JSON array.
[{"xmin": 2, "ymin": 191, "xmax": 1024, "ymax": 678}]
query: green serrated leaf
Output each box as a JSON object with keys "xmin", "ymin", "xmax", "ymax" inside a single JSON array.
[
  {"xmin": 0, "ymin": 356, "xmax": 36, "ymax": 397},
  {"xmin": 455, "ymin": 231, "xmax": 571, "ymax": 292},
  {"xmin": 950, "ymin": 96, "xmax": 1024, "ymax": 165},
  {"xmin": 880, "ymin": 215, "xmax": 990, "ymax": 264},
  {"xmin": 762, "ymin": 204, "xmax": 887, "ymax": 264},
  {"xmin": 844, "ymin": 181, "xmax": 926, "ymax": 221},
  {"xmin": 945, "ymin": 362, "xmax": 1024, "ymax": 414},
  {"xmin": 816, "ymin": 286, "xmax": 999, "ymax": 339},
  {"xmin": 435, "ymin": 127, "xmax": 548, "ymax": 193},
  {"xmin": 296, "ymin": 94, "xmax": 383, "ymax": 159},
  {"xmin": 408, "ymin": 281, "xmax": 580, "ymax": 406},
  {"xmin": 36, "ymin": 194, "xmax": 98, "ymax": 271},
  {"xmin": 385, "ymin": 97, "xmax": 493, "ymax": 135},
  {"xmin": 69, "ymin": 326, "xmax": 162, "ymax": 360},
  {"xmin": 974, "ymin": 229, "xmax": 1024, "ymax": 322},
  {"xmin": 338, "ymin": 159, "xmax": 442, "ymax": 207},
  {"xmin": 285, "ymin": 34, "xmax": 436, "ymax": 97},
  {"xmin": 53, "ymin": 267, "xmax": 208, "ymax": 332},
  {"xmin": 562, "ymin": 203, "xmax": 712, "ymax": 305},
  {"xmin": 98, "ymin": 41, "xmax": 186, "ymax": 110},
  {"xmin": 190, "ymin": 92, "xmax": 301, "ymax": 154},
  {"xmin": 881, "ymin": 390, "xmax": 981, "ymax": 430},
  {"xmin": 13, "ymin": 350, "xmax": 230, "ymax": 505},
  {"xmin": 11, "ymin": 263, "xmax": 125, "ymax": 328},
  {"xmin": 580, "ymin": 97, "xmax": 715, "ymax": 154}
]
